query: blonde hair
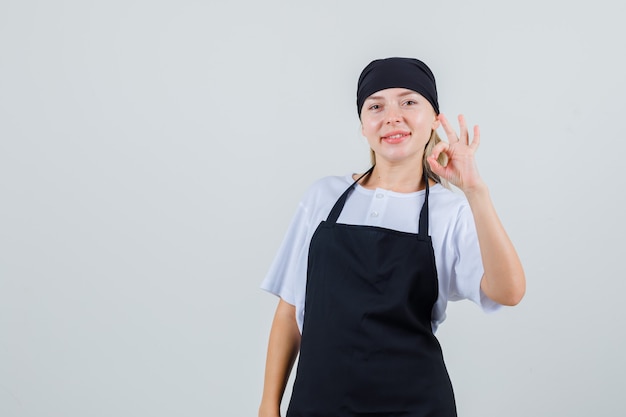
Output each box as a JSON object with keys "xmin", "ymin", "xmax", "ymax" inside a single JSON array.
[{"xmin": 369, "ymin": 130, "xmax": 448, "ymax": 186}]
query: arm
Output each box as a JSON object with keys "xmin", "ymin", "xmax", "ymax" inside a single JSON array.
[
  {"xmin": 463, "ymin": 184, "xmax": 525, "ymax": 305},
  {"xmin": 428, "ymin": 114, "xmax": 526, "ymax": 306},
  {"xmin": 259, "ymin": 299, "xmax": 301, "ymax": 417}
]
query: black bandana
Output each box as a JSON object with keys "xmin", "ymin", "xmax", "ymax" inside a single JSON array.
[{"xmin": 356, "ymin": 57, "xmax": 439, "ymax": 117}]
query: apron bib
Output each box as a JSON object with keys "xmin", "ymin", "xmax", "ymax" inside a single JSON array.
[{"xmin": 287, "ymin": 168, "xmax": 456, "ymax": 417}]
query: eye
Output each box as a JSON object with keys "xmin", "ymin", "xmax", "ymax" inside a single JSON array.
[
  {"xmin": 368, "ymin": 104, "xmax": 381, "ymax": 111},
  {"xmin": 403, "ymin": 100, "xmax": 417, "ymax": 106}
]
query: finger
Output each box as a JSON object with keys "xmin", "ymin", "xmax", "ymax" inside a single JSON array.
[
  {"xmin": 428, "ymin": 140, "xmax": 456, "ymax": 179},
  {"xmin": 458, "ymin": 114, "xmax": 468, "ymax": 144},
  {"xmin": 427, "ymin": 155, "xmax": 446, "ymax": 177},
  {"xmin": 470, "ymin": 125, "xmax": 481, "ymax": 150},
  {"xmin": 427, "ymin": 143, "xmax": 450, "ymax": 178},
  {"xmin": 438, "ymin": 114, "xmax": 458, "ymax": 143},
  {"xmin": 428, "ymin": 140, "xmax": 449, "ymax": 162}
]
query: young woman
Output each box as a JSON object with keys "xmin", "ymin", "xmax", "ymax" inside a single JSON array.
[{"xmin": 259, "ymin": 57, "xmax": 525, "ymax": 417}]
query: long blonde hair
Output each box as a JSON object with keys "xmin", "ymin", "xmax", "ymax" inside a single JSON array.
[{"xmin": 369, "ymin": 130, "xmax": 448, "ymax": 186}]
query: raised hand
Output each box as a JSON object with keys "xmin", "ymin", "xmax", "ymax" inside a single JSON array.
[{"xmin": 427, "ymin": 114, "xmax": 485, "ymax": 193}]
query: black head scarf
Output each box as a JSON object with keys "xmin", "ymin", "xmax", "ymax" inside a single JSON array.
[{"xmin": 356, "ymin": 57, "xmax": 439, "ymax": 117}]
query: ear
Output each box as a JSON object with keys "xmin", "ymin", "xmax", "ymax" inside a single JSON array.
[{"xmin": 431, "ymin": 115, "xmax": 441, "ymax": 130}]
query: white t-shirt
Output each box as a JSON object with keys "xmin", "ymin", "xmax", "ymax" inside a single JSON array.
[{"xmin": 261, "ymin": 174, "xmax": 500, "ymax": 333}]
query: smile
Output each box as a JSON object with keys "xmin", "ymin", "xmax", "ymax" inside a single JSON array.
[{"xmin": 382, "ymin": 131, "xmax": 411, "ymax": 143}]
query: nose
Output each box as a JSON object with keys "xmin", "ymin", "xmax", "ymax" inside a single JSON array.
[{"xmin": 385, "ymin": 105, "xmax": 402, "ymax": 124}]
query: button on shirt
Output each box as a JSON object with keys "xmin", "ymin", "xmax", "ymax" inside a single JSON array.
[{"xmin": 367, "ymin": 191, "xmax": 387, "ymax": 222}]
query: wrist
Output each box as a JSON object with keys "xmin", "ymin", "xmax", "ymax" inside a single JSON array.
[
  {"xmin": 462, "ymin": 181, "xmax": 489, "ymax": 201},
  {"xmin": 259, "ymin": 401, "xmax": 281, "ymax": 417}
]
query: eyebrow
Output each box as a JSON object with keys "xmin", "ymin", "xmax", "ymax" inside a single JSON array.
[{"xmin": 364, "ymin": 91, "xmax": 420, "ymax": 102}]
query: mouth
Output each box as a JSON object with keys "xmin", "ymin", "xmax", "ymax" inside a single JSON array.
[{"xmin": 381, "ymin": 131, "xmax": 411, "ymax": 144}]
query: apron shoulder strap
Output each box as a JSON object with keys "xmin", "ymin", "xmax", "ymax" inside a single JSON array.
[
  {"xmin": 326, "ymin": 166, "xmax": 374, "ymax": 224},
  {"xmin": 418, "ymin": 173, "xmax": 430, "ymax": 239}
]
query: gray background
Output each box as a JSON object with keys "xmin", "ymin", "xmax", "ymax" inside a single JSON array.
[{"xmin": 1, "ymin": 0, "xmax": 625, "ymax": 416}]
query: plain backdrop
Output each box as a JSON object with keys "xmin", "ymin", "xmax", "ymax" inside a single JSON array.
[{"xmin": 1, "ymin": 0, "xmax": 625, "ymax": 416}]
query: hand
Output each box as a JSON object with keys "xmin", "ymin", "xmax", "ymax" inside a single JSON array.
[{"xmin": 427, "ymin": 114, "xmax": 485, "ymax": 193}]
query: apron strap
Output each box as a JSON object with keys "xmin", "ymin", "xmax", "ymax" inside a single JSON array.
[
  {"xmin": 418, "ymin": 172, "xmax": 430, "ymax": 239},
  {"xmin": 326, "ymin": 166, "xmax": 374, "ymax": 224}
]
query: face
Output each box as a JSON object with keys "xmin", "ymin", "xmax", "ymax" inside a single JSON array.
[{"xmin": 360, "ymin": 88, "xmax": 440, "ymax": 165}]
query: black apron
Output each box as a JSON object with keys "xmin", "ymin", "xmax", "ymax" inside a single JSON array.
[{"xmin": 287, "ymin": 168, "xmax": 456, "ymax": 417}]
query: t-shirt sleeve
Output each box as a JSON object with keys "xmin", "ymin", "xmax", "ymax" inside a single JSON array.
[
  {"xmin": 260, "ymin": 201, "xmax": 312, "ymax": 307},
  {"xmin": 448, "ymin": 204, "xmax": 501, "ymax": 313}
]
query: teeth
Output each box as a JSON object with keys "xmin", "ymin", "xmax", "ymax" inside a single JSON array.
[{"xmin": 387, "ymin": 134, "xmax": 404, "ymax": 139}]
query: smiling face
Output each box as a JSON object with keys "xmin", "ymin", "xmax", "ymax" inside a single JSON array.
[{"xmin": 360, "ymin": 88, "xmax": 440, "ymax": 165}]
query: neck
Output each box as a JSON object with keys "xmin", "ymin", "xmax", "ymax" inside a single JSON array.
[{"xmin": 361, "ymin": 160, "xmax": 428, "ymax": 193}]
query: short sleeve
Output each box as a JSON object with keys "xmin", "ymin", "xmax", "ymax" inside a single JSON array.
[
  {"xmin": 260, "ymin": 201, "xmax": 312, "ymax": 329},
  {"xmin": 448, "ymin": 204, "xmax": 501, "ymax": 313}
]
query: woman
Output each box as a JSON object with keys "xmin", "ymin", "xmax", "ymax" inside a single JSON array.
[{"xmin": 259, "ymin": 57, "xmax": 525, "ymax": 417}]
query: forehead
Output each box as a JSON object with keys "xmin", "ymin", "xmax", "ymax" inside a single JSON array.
[{"xmin": 364, "ymin": 87, "xmax": 424, "ymax": 101}]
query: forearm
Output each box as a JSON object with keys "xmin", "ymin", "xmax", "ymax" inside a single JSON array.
[
  {"xmin": 464, "ymin": 183, "xmax": 526, "ymax": 306},
  {"xmin": 259, "ymin": 299, "xmax": 301, "ymax": 417}
]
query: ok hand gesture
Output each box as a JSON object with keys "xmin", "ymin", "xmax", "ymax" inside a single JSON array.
[{"xmin": 427, "ymin": 114, "xmax": 485, "ymax": 193}]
